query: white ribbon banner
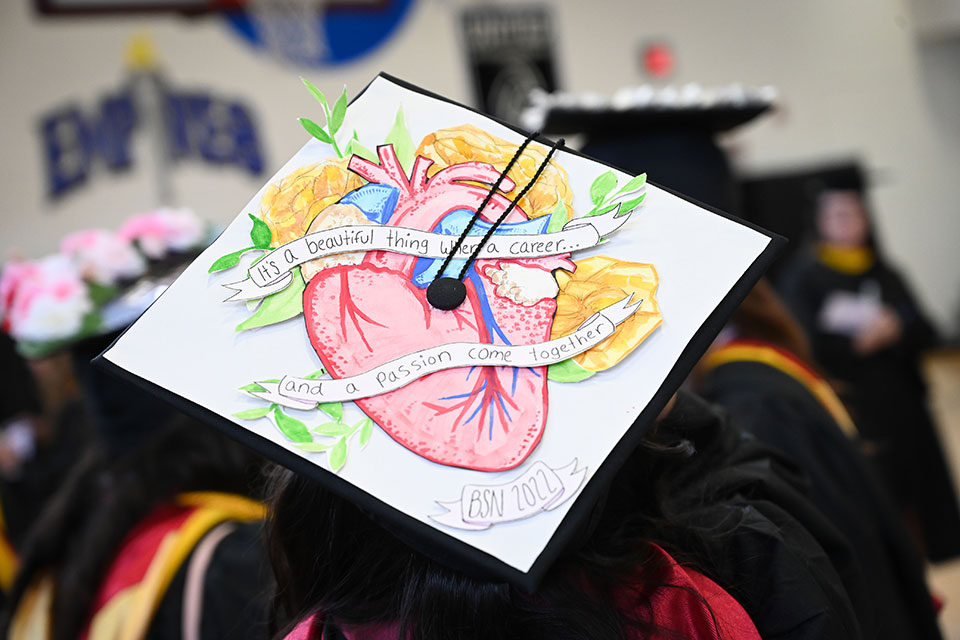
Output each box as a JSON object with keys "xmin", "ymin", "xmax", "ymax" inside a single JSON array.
[
  {"xmin": 222, "ymin": 204, "xmax": 636, "ymax": 301},
  {"xmin": 430, "ymin": 459, "xmax": 586, "ymax": 530},
  {"xmin": 247, "ymin": 295, "xmax": 641, "ymax": 408}
]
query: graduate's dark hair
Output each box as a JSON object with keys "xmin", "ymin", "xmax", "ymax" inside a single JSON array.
[
  {"xmin": 266, "ymin": 416, "xmax": 723, "ymax": 640},
  {"xmin": 0, "ymin": 415, "xmax": 265, "ymax": 640},
  {"xmin": 729, "ymin": 278, "xmax": 816, "ymax": 364},
  {"xmin": 0, "ymin": 332, "xmax": 41, "ymax": 423}
]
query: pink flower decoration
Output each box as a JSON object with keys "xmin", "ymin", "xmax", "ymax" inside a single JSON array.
[
  {"xmin": 118, "ymin": 208, "xmax": 206, "ymax": 259},
  {"xmin": 0, "ymin": 260, "xmax": 39, "ymax": 328},
  {"xmin": 1, "ymin": 256, "xmax": 92, "ymax": 342},
  {"xmin": 61, "ymin": 228, "xmax": 146, "ymax": 285}
]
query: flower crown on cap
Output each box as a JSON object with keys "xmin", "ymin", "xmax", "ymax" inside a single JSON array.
[{"xmin": 1, "ymin": 208, "xmax": 208, "ymax": 357}]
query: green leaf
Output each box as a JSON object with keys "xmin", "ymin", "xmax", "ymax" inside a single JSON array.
[
  {"xmin": 545, "ymin": 191, "xmax": 569, "ymax": 233},
  {"xmin": 209, "ymin": 246, "xmax": 256, "ymax": 272},
  {"xmin": 344, "ymin": 137, "xmax": 378, "ymax": 163},
  {"xmin": 358, "ymin": 417, "xmax": 374, "ymax": 447},
  {"xmin": 312, "ymin": 421, "xmax": 353, "ymax": 437},
  {"xmin": 239, "ymin": 382, "xmax": 266, "ymax": 393},
  {"xmin": 296, "ymin": 442, "xmax": 331, "ymax": 453},
  {"xmin": 15, "ymin": 339, "xmax": 68, "ymax": 359},
  {"xmin": 79, "ymin": 310, "xmax": 102, "ymax": 335},
  {"xmin": 615, "ymin": 193, "xmax": 646, "ymax": 215},
  {"xmin": 329, "ymin": 437, "xmax": 348, "ymax": 471},
  {"xmin": 615, "ymin": 173, "xmax": 646, "ymax": 195},
  {"xmin": 248, "ymin": 213, "xmax": 273, "ymax": 249},
  {"xmin": 300, "ymin": 77, "xmax": 328, "ymax": 111},
  {"xmin": 384, "ymin": 106, "xmax": 415, "ymax": 174},
  {"xmin": 272, "ymin": 405, "xmax": 312, "ymax": 443},
  {"xmin": 587, "ymin": 202, "xmax": 620, "ymax": 218},
  {"xmin": 304, "ymin": 369, "xmax": 326, "ymax": 379},
  {"xmin": 86, "ymin": 281, "xmax": 118, "ymax": 306},
  {"xmin": 590, "ymin": 171, "xmax": 618, "ymax": 205},
  {"xmin": 330, "ymin": 88, "xmax": 348, "ymax": 134},
  {"xmin": 548, "ymin": 359, "xmax": 596, "ymax": 383},
  {"xmin": 232, "ymin": 405, "xmax": 274, "ymax": 419},
  {"xmin": 235, "ymin": 268, "xmax": 306, "ymax": 331},
  {"xmin": 300, "ymin": 117, "xmax": 333, "ymax": 144},
  {"xmin": 318, "ymin": 402, "xmax": 343, "ymax": 422}
]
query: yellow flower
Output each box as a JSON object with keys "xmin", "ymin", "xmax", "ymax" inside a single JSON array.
[
  {"xmin": 415, "ymin": 124, "xmax": 574, "ymax": 220},
  {"xmin": 258, "ymin": 159, "xmax": 364, "ymax": 247},
  {"xmin": 550, "ymin": 256, "xmax": 662, "ymax": 372}
]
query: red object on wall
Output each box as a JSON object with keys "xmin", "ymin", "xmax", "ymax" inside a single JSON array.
[{"xmin": 643, "ymin": 43, "xmax": 674, "ymax": 78}]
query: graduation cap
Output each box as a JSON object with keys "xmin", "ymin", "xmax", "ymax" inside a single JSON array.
[
  {"xmin": 523, "ymin": 84, "xmax": 776, "ymax": 215},
  {"xmin": 94, "ymin": 73, "xmax": 783, "ymax": 590},
  {"xmin": 523, "ymin": 84, "xmax": 775, "ymax": 137},
  {"xmin": 0, "ymin": 211, "xmax": 209, "ymax": 452},
  {"xmin": 812, "ymin": 165, "xmax": 867, "ymax": 196},
  {"xmin": 0, "ymin": 210, "xmax": 208, "ymax": 359}
]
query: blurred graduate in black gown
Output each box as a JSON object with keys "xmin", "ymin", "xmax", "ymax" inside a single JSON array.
[
  {"xmin": 536, "ymin": 91, "xmax": 875, "ymax": 639},
  {"xmin": 543, "ymin": 90, "xmax": 946, "ymax": 635},
  {"xmin": 695, "ymin": 279, "xmax": 944, "ymax": 640},
  {"xmin": 0, "ymin": 300, "xmax": 271, "ymax": 638},
  {"xmin": 779, "ymin": 176, "xmax": 960, "ymax": 562},
  {"xmin": 0, "ymin": 416, "xmax": 273, "ymax": 640}
]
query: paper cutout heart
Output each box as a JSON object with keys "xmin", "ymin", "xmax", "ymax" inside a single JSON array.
[{"xmin": 302, "ymin": 146, "xmax": 564, "ymax": 471}]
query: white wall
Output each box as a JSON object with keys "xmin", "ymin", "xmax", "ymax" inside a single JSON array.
[{"xmin": 1, "ymin": 0, "xmax": 958, "ymax": 334}]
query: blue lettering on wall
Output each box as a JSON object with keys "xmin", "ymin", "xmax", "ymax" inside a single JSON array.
[
  {"xmin": 41, "ymin": 106, "xmax": 95, "ymax": 197},
  {"xmin": 41, "ymin": 88, "xmax": 263, "ymax": 199},
  {"xmin": 166, "ymin": 94, "xmax": 263, "ymax": 175},
  {"xmin": 96, "ymin": 92, "xmax": 138, "ymax": 171}
]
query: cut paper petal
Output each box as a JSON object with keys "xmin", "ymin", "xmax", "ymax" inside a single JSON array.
[{"xmin": 551, "ymin": 256, "xmax": 662, "ymax": 371}]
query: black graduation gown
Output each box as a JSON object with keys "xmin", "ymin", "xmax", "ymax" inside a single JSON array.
[
  {"xmin": 0, "ymin": 333, "xmax": 40, "ymax": 424},
  {"xmin": 651, "ymin": 391, "xmax": 863, "ymax": 640},
  {"xmin": 147, "ymin": 520, "xmax": 273, "ymax": 640},
  {"xmin": 779, "ymin": 253, "xmax": 960, "ymax": 561},
  {"xmin": 700, "ymin": 354, "xmax": 943, "ymax": 640}
]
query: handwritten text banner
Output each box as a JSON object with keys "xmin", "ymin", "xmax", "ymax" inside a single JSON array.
[
  {"xmin": 246, "ymin": 296, "xmax": 641, "ymax": 407},
  {"xmin": 430, "ymin": 460, "xmax": 586, "ymax": 530},
  {"xmin": 222, "ymin": 204, "xmax": 635, "ymax": 301}
]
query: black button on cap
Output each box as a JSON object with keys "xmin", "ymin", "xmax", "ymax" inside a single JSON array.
[{"xmin": 427, "ymin": 277, "xmax": 467, "ymax": 310}]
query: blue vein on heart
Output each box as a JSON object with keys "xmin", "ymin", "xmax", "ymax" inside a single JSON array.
[{"xmin": 411, "ymin": 208, "xmax": 550, "ymax": 345}]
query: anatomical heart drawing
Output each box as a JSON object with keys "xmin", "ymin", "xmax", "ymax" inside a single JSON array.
[{"xmin": 209, "ymin": 84, "xmax": 661, "ymax": 474}]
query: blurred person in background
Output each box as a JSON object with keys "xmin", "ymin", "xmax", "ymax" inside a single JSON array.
[
  {"xmin": 0, "ymin": 333, "xmax": 96, "ymax": 603},
  {"xmin": 694, "ymin": 279, "xmax": 944, "ymax": 640},
  {"xmin": 70, "ymin": 331, "xmax": 177, "ymax": 456},
  {"xmin": 576, "ymin": 97, "xmax": 946, "ymax": 635},
  {"xmin": 779, "ymin": 177, "xmax": 960, "ymax": 562},
  {"xmin": 0, "ymin": 416, "xmax": 272, "ymax": 640},
  {"xmin": 0, "ymin": 326, "xmax": 171, "ymax": 599},
  {"xmin": 0, "ymin": 332, "xmax": 39, "ymax": 603}
]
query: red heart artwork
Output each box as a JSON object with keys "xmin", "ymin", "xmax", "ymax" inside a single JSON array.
[{"xmin": 302, "ymin": 146, "xmax": 566, "ymax": 471}]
